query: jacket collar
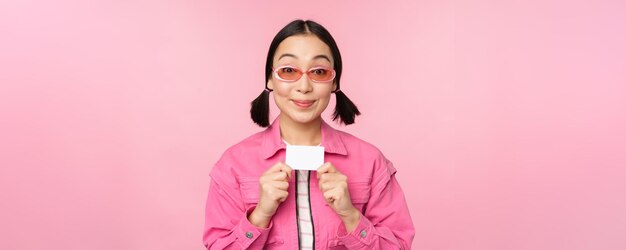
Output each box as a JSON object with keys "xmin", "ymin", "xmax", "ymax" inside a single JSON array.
[{"xmin": 261, "ymin": 116, "xmax": 348, "ymax": 159}]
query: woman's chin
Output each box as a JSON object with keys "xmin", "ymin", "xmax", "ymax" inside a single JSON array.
[{"xmin": 282, "ymin": 112, "xmax": 321, "ymax": 124}]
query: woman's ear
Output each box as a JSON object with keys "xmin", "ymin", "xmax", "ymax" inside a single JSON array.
[
  {"xmin": 267, "ymin": 79, "xmax": 274, "ymax": 90},
  {"xmin": 332, "ymin": 81, "xmax": 338, "ymax": 92}
]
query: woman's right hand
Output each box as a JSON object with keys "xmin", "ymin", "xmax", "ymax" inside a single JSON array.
[{"xmin": 247, "ymin": 162, "xmax": 292, "ymax": 228}]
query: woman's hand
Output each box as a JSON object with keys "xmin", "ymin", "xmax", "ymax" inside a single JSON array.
[
  {"xmin": 248, "ymin": 162, "xmax": 292, "ymax": 228},
  {"xmin": 317, "ymin": 162, "xmax": 361, "ymax": 232}
]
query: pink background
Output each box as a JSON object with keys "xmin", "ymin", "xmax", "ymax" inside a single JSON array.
[{"xmin": 1, "ymin": 1, "xmax": 625, "ymax": 249}]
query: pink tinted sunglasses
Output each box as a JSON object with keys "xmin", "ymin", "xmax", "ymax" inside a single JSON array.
[{"xmin": 272, "ymin": 65, "xmax": 336, "ymax": 83}]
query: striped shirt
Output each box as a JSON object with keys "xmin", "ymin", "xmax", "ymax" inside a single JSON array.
[
  {"xmin": 296, "ymin": 170, "xmax": 314, "ymax": 249},
  {"xmin": 283, "ymin": 139, "xmax": 316, "ymax": 249}
]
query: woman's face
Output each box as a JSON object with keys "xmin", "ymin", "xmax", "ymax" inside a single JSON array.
[{"xmin": 268, "ymin": 34, "xmax": 337, "ymax": 125}]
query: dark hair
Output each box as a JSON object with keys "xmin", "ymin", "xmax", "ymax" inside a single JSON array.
[{"xmin": 250, "ymin": 19, "xmax": 361, "ymax": 127}]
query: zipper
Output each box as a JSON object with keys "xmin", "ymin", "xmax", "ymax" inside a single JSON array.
[
  {"xmin": 295, "ymin": 171, "xmax": 302, "ymax": 249},
  {"xmin": 308, "ymin": 171, "xmax": 316, "ymax": 250}
]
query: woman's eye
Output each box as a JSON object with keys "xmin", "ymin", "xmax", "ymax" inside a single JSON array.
[
  {"xmin": 312, "ymin": 69, "xmax": 327, "ymax": 75},
  {"xmin": 282, "ymin": 67, "xmax": 295, "ymax": 73}
]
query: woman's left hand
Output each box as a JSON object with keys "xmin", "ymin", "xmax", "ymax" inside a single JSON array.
[{"xmin": 317, "ymin": 162, "xmax": 361, "ymax": 232}]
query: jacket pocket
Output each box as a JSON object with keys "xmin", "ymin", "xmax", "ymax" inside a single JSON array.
[
  {"xmin": 348, "ymin": 179, "xmax": 371, "ymax": 212},
  {"xmin": 266, "ymin": 236, "xmax": 284, "ymax": 248},
  {"xmin": 239, "ymin": 176, "xmax": 260, "ymax": 205},
  {"xmin": 327, "ymin": 238, "xmax": 347, "ymax": 249}
]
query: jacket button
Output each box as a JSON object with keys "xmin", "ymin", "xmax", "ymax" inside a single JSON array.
[
  {"xmin": 360, "ymin": 230, "xmax": 367, "ymax": 238},
  {"xmin": 245, "ymin": 231, "xmax": 253, "ymax": 239}
]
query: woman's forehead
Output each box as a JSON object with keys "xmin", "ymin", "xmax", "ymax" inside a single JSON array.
[{"xmin": 274, "ymin": 35, "xmax": 333, "ymax": 64}]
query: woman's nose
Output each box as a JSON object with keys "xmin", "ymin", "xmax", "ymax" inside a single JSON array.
[{"xmin": 295, "ymin": 74, "xmax": 313, "ymax": 93}]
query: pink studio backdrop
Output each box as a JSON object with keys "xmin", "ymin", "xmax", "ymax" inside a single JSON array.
[{"xmin": 1, "ymin": 1, "xmax": 625, "ymax": 249}]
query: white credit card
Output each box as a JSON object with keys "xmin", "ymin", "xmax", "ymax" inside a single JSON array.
[{"xmin": 285, "ymin": 145, "xmax": 325, "ymax": 171}]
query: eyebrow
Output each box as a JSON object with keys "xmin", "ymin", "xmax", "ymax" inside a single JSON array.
[{"xmin": 277, "ymin": 53, "xmax": 332, "ymax": 63}]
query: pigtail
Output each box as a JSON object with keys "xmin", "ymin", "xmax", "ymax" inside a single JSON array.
[
  {"xmin": 332, "ymin": 90, "xmax": 361, "ymax": 125},
  {"xmin": 250, "ymin": 89, "xmax": 272, "ymax": 127}
]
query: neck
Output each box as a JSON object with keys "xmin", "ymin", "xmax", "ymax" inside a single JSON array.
[{"xmin": 279, "ymin": 114, "xmax": 322, "ymax": 146}]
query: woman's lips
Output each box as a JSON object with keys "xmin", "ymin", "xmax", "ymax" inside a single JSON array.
[{"xmin": 292, "ymin": 100, "xmax": 315, "ymax": 108}]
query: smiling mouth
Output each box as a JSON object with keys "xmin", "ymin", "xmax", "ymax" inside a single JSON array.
[{"xmin": 292, "ymin": 100, "xmax": 315, "ymax": 108}]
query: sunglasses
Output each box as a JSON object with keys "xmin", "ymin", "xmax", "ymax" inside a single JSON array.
[{"xmin": 272, "ymin": 65, "xmax": 336, "ymax": 83}]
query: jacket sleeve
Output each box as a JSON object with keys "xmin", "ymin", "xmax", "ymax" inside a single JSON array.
[
  {"xmin": 202, "ymin": 155, "xmax": 272, "ymax": 249},
  {"xmin": 336, "ymin": 153, "xmax": 415, "ymax": 249}
]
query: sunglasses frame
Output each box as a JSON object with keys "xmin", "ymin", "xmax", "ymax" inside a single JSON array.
[{"xmin": 271, "ymin": 65, "xmax": 336, "ymax": 83}]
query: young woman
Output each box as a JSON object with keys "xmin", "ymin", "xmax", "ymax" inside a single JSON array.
[{"xmin": 203, "ymin": 19, "xmax": 414, "ymax": 249}]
